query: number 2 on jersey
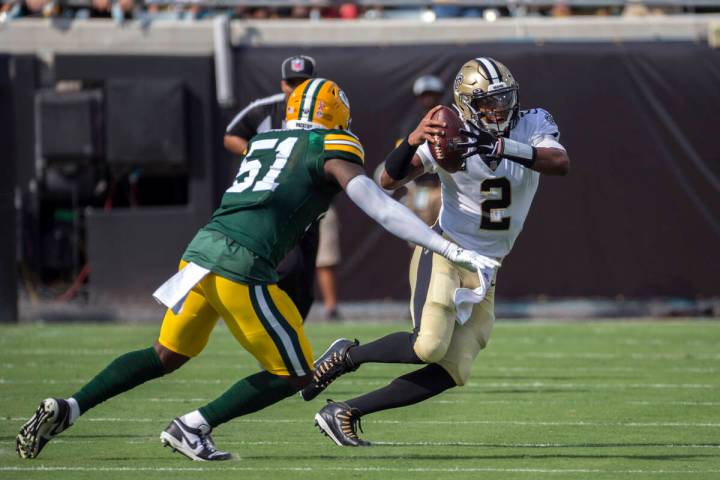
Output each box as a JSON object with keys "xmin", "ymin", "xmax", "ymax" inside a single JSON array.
[
  {"xmin": 228, "ymin": 137, "xmax": 298, "ymax": 194},
  {"xmin": 480, "ymin": 178, "xmax": 511, "ymax": 231}
]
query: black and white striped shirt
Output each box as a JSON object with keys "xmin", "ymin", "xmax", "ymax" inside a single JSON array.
[{"xmin": 225, "ymin": 92, "xmax": 286, "ymax": 140}]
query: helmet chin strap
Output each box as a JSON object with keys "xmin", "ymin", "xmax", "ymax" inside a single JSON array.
[
  {"xmin": 464, "ymin": 100, "xmax": 504, "ymax": 136},
  {"xmin": 476, "ymin": 112, "xmax": 500, "ymax": 135},
  {"xmin": 478, "ymin": 110, "xmax": 513, "ymax": 137}
]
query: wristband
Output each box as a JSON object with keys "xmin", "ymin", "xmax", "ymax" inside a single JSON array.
[
  {"xmin": 384, "ymin": 137, "xmax": 419, "ymax": 180},
  {"xmin": 498, "ymin": 137, "xmax": 536, "ymax": 168}
]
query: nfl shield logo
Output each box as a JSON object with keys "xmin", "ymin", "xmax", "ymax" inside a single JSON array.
[{"xmin": 291, "ymin": 59, "xmax": 305, "ymax": 72}]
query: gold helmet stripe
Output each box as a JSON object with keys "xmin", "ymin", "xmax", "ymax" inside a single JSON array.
[
  {"xmin": 476, "ymin": 57, "xmax": 501, "ymax": 84},
  {"xmin": 300, "ymin": 79, "xmax": 326, "ymax": 123}
]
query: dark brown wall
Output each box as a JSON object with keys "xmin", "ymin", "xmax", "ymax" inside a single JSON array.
[
  {"xmin": 7, "ymin": 43, "xmax": 719, "ymax": 303},
  {"xmin": 231, "ymin": 42, "xmax": 720, "ymax": 299},
  {"xmin": 0, "ymin": 55, "xmax": 17, "ymax": 321}
]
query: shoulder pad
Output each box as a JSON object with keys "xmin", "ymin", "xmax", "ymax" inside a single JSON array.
[{"xmin": 323, "ymin": 130, "xmax": 365, "ymax": 163}]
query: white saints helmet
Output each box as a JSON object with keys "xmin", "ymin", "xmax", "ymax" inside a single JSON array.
[{"xmin": 453, "ymin": 57, "xmax": 520, "ymax": 136}]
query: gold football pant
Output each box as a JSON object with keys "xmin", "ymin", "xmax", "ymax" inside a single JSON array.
[
  {"xmin": 409, "ymin": 246, "xmax": 497, "ymax": 386},
  {"xmin": 158, "ymin": 262, "xmax": 314, "ymax": 377}
]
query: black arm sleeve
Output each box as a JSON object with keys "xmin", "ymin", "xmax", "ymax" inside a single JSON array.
[{"xmin": 384, "ymin": 137, "xmax": 419, "ymax": 181}]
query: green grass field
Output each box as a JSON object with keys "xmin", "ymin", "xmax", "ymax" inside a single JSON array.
[{"xmin": 1, "ymin": 320, "xmax": 719, "ymax": 479}]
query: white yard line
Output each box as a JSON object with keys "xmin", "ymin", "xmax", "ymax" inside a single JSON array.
[
  {"xmin": 41, "ymin": 438, "xmax": 720, "ymax": 449},
  {"xmin": 6, "ymin": 417, "xmax": 720, "ymax": 427},
  {"xmin": 671, "ymin": 369, "xmax": 719, "ymax": 374},
  {"xmin": 3, "ymin": 349, "xmax": 720, "ymax": 360},
  {"xmin": 0, "ymin": 349, "xmax": 253, "ymax": 357},
  {"xmin": 487, "ymin": 353, "xmax": 720, "ymax": 360},
  {"xmin": 2, "ymin": 379, "xmax": 717, "ymax": 389},
  {"xmin": 459, "ymin": 382, "xmax": 719, "ymax": 389},
  {"xmin": 2, "ymin": 364, "xmax": 714, "ymax": 374},
  {"xmin": 5, "ymin": 397, "xmax": 714, "ymax": 407},
  {"xmin": 374, "ymin": 441, "xmax": 720, "ymax": 448},
  {"xmin": 628, "ymin": 401, "xmax": 720, "ymax": 406},
  {"xmin": 1, "ymin": 466, "xmax": 719, "ymax": 475}
]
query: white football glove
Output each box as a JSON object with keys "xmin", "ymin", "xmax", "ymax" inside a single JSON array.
[{"xmin": 442, "ymin": 243, "xmax": 499, "ymax": 271}]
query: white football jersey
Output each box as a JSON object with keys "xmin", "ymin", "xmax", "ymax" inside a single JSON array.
[{"xmin": 416, "ymin": 108, "xmax": 564, "ymax": 258}]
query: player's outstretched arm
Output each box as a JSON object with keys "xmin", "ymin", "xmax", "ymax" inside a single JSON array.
[
  {"xmin": 325, "ymin": 159, "xmax": 498, "ymax": 272},
  {"xmin": 380, "ymin": 105, "xmax": 446, "ymax": 190},
  {"xmin": 460, "ymin": 123, "xmax": 569, "ymax": 176},
  {"xmin": 531, "ymin": 147, "xmax": 570, "ymax": 176}
]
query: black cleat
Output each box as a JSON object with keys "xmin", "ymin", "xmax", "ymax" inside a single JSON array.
[
  {"xmin": 314, "ymin": 400, "xmax": 370, "ymax": 447},
  {"xmin": 301, "ymin": 338, "xmax": 359, "ymax": 401},
  {"xmin": 160, "ymin": 417, "xmax": 232, "ymax": 461},
  {"xmin": 16, "ymin": 398, "xmax": 73, "ymax": 459}
]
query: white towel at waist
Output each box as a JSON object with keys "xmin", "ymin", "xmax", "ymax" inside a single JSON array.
[
  {"xmin": 453, "ymin": 266, "xmax": 496, "ymax": 325},
  {"xmin": 152, "ymin": 262, "xmax": 211, "ymax": 315}
]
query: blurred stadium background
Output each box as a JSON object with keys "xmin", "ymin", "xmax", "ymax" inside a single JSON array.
[{"xmin": 0, "ymin": 0, "xmax": 719, "ymax": 323}]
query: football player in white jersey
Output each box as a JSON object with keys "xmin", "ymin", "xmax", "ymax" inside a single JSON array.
[{"xmin": 302, "ymin": 57, "xmax": 570, "ymax": 446}]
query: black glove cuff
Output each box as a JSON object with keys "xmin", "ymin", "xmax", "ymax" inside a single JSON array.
[
  {"xmin": 505, "ymin": 147, "xmax": 537, "ymax": 168},
  {"xmin": 384, "ymin": 137, "xmax": 419, "ymax": 181}
]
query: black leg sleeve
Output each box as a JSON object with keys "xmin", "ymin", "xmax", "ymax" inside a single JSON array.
[
  {"xmin": 347, "ymin": 331, "xmax": 423, "ymax": 365},
  {"xmin": 346, "ymin": 364, "xmax": 456, "ymax": 416}
]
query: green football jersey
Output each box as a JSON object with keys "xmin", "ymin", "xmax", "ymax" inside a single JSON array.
[{"xmin": 183, "ymin": 128, "xmax": 364, "ymax": 284}]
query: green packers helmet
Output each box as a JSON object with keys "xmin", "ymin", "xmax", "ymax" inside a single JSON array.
[{"xmin": 453, "ymin": 57, "xmax": 519, "ymax": 136}]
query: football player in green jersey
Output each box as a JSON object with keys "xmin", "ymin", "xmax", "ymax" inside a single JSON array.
[{"xmin": 16, "ymin": 78, "xmax": 498, "ymax": 461}]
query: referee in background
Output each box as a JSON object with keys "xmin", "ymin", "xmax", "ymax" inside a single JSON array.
[{"xmin": 223, "ymin": 55, "xmax": 319, "ymax": 320}]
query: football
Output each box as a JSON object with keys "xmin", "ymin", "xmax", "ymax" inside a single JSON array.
[{"xmin": 429, "ymin": 106, "xmax": 467, "ymax": 173}]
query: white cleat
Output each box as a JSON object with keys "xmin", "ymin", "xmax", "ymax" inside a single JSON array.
[
  {"xmin": 16, "ymin": 398, "xmax": 73, "ymax": 459},
  {"xmin": 160, "ymin": 417, "xmax": 232, "ymax": 461}
]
